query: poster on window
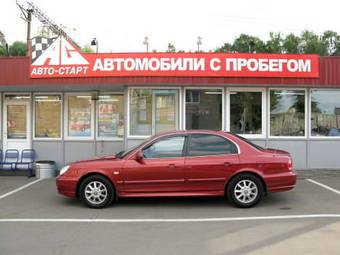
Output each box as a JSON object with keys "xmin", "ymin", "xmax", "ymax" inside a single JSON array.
[
  {"xmin": 69, "ymin": 103, "xmax": 91, "ymax": 137},
  {"xmin": 98, "ymin": 103, "xmax": 123, "ymax": 137}
]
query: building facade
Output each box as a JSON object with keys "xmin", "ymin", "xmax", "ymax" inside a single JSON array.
[{"xmin": 0, "ymin": 56, "xmax": 340, "ymax": 170}]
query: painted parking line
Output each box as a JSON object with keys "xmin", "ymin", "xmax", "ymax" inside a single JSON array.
[
  {"xmin": 307, "ymin": 179, "xmax": 340, "ymax": 195},
  {"xmin": 1, "ymin": 214, "xmax": 340, "ymax": 223},
  {"xmin": 0, "ymin": 178, "xmax": 43, "ymax": 200}
]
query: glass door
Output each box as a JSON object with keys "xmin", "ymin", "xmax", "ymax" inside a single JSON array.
[
  {"xmin": 153, "ymin": 90, "xmax": 178, "ymax": 134},
  {"xmin": 3, "ymin": 95, "xmax": 31, "ymax": 154}
]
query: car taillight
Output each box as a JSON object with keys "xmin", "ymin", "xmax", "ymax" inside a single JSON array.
[{"xmin": 287, "ymin": 158, "xmax": 293, "ymax": 171}]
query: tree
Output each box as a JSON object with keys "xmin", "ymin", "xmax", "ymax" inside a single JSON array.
[
  {"xmin": 215, "ymin": 42, "xmax": 233, "ymax": 53},
  {"xmin": 81, "ymin": 45, "xmax": 94, "ymax": 53},
  {"xmin": 299, "ymin": 30, "xmax": 328, "ymax": 55},
  {"xmin": 167, "ymin": 43, "xmax": 176, "ymax": 52},
  {"xmin": 265, "ymin": 32, "xmax": 283, "ymax": 53},
  {"xmin": 0, "ymin": 45, "xmax": 6, "ymax": 56},
  {"xmin": 9, "ymin": 41, "xmax": 27, "ymax": 56},
  {"xmin": 282, "ymin": 33, "xmax": 301, "ymax": 53},
  {"xmin": 322, "ymin": 30, "xmax": 340, "ymax": 56},
  {"xmin": 231, "ymin": 34, "xmax": 266, "ymax": 53}
]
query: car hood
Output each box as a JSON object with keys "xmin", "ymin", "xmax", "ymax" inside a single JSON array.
[{"xmin": 71, "ymin": 155, "xmax": 118, "ymax": 165}]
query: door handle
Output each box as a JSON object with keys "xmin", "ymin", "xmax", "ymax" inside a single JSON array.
[
  {"xmin": 224, "ymin": 162, "xmax": 232, "ymax": 166},
  {"xmin": 168, "ymin": 163, "xmax": 176, "ymax": 168}
]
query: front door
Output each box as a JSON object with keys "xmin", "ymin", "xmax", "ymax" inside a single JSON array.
[
  {"xmin": 3, "ymin": 96, "xmax": 31, "ymax": 154},
  {"xmin": 122, "ymin": 135, "xmax": 186, "ymax": 194}
]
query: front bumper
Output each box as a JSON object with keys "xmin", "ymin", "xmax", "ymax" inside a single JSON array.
[
  {"xmin": 56, "ymin": 175, "xmax": 78, "ymax": 197},
  {"xmin": 265, "ymin": 171, "xmax": 297, "ymax": 193}
]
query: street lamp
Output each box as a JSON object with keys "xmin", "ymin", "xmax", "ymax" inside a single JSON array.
[
  {"xmin": 91, "ymin": 38, "xmax": 98, "ymax": 53},
  {"xmin": 143, "ymin": 36, "xmax": 149, "ymax": 52},
  {"xmin": 197, "ymin": 36, "xmax": 202, "ymax": 52}
]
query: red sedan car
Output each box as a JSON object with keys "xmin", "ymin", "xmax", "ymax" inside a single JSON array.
[{"xmin": 56, "ymin": 130, "xmax": 296, "ymax": 208}]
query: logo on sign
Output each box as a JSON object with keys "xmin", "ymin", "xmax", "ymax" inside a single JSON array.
[
  {"xmin": 31, "ymin": 37, "xmax": 90, "ymax": 77},
  {"xmin": 32, "ymin": 37, "xmax": 89, "ymax": 66}
]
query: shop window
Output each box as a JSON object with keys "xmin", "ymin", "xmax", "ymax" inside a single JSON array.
[
  {"xmin": 270, "ymin": 89, "xmax": 305, "ymax": 137},
  {"xmin": 35, "ymin": 95, "xmax": 62, "ymax": 138},
  {"xmin": 66, "ymin": 95, "xmax": 93, "ymax": 138},
  {"xmin": 97, "ymin": 95, "xmax": 124, "ymax": 138},
  {"xmin": 229, "ymin": 91, "xmax": 263, "ymax": 135},
  {"xmin": 311, "ymin": 90, "xmax": 340, "ymax": 137},
  {"xmin": 129, "ymin": 89, "xmax": 179, "ymax": 136},
  {"xmin": 185, "ymin": 89, "xmax": 222, "ymax": 130}
]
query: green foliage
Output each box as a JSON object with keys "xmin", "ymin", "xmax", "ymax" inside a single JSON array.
[
  {"xmin": 167, "ymin": 43, "xmax": 176, "ymax": 52},
  {"xmin": 214, "ymin": 42, "xmax": 232, "ymax": 52},
  {"xmin": 216, "ymin": 30, "xmax": 340, "ymax": 55},
  {"xmin": 282, "ymin": 34, "xmax": 301, "ymax": 53},
  {"xmin": 299, "ymin": 30, "xmax": 328, "ymax": 55},
  {"xmin": 231, "ymin": 34, "xmax": 266, "ymax": 53},
  {"xmin": 0, "ymin": 45, "xmax": 6, "ymax": 56},
  {"xmin": 81, "ymin": 45, "xmax": 94, "ymax": 53},
  {"xmin": 266, "ymin": 32, "xmax": 283, "ymax": 53},
  {"xmin": 9, "ymin": 41, "xmax": 27, "ymax": 56}
]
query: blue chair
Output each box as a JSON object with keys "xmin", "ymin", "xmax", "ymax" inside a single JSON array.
[
  {"xmin": 16, "ymin": 149, "xmax": 36, "ymax": 177},
  {"xmin": 2, "ymin": 149, "xmax": 19, "ymax": 171}
]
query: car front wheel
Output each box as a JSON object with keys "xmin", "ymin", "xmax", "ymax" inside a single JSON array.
[
  {"xmin": 227, "ymin": 173, "xmax": 264, "ymax": 208},
  {"xmin": 79, "ymin": 175, "xmax": 115, "ymax": 208}
]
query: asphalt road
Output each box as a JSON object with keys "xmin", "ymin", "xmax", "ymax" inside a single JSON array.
[{"xmin": 0, "ymin": 175, "xmax": 340, "ymax": 255}]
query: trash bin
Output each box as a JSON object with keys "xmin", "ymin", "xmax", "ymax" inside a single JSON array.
[{"xmin": 35, "ymin": 160, "xmax": 57, "ymax": 179}]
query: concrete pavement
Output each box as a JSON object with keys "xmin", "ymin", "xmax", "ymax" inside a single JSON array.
[{"xmin": 0, "ymin": 176, "xmax": 339, "ymax": 255}]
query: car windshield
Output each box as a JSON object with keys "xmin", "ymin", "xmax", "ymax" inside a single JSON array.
[
  {"xmin": 115, "ymin": 136, "xmax": 155, "ymax": 159},
  {"xmin": 232, "ymin": 133, "xmax": 265, "ymax": 151}
]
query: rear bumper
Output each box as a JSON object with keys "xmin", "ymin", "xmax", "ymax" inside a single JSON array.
[
  {"xmin": 56, "ymin": 175, "xmax": 78, "ymax": 197},
  {"xmin": 265, "ymin": 172, "xmax": 297, "ymax": 193}
]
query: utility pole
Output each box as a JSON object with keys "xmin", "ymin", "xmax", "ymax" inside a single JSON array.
[
  {"xmin": 197, "ymin": 36, "xmax": 202, "ymax": 52},
  {"xmin": 143, "ymin": 36, "xmax": 149, "ymax": 52},
  {"xmin": 17, "ymin": 1, "xmax": 33, "ymax": 56},
  {"xmin": 16, "ymin": 0, "xmax": 78, "ymax": 56}
]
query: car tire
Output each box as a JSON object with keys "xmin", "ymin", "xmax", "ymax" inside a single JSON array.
[
  {"xmin": 227, "ymin": 173, "xmax": 264, "ymax": 208},
  {"xmin": 79, "ymin": 175, "xmax": 115, "ymax": 209}
]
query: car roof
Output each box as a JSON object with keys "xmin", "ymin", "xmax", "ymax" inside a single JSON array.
[{"xmin": 153, "ymin": 130, "xmax": 230, "ymax": 138}]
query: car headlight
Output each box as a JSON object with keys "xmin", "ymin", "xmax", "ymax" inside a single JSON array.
[{"xmin": 59, "ymin": 165, "xmax": 70, "ymax": 176}]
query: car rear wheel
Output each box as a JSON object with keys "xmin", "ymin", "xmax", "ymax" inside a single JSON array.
[
  {"xmin": 227, "ymin": 173, "xmax": 264, "ymax": 208},
  {"xmin": 79, "ymin": 175, "xmax": 114, "ymax": 208}
]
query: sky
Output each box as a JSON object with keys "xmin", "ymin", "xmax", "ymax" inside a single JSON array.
[{"xmin": 1, "ymin": 0, "xmax": 340, "ymax": 53}]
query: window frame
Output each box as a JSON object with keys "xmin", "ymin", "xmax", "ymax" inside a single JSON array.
[
  {"xmin": 33, "ymin": 92, "xmax": 63, "ymax": 141},
  {"xmin": 127, "ymin": 87, "xmax": 182, "ymax": 139},
  {"xmin": 309, "ymin": 88, "xmax": 340, "ymax": 140},
  {"xmin": 226, "ymin": 87, "xmax": 266, "ymax": 139},
  {"xmin": 185, "ymin": 133, "xmax": 240, "ymax": 158},
  {"xmin": 183, "ymin": 87, "xmax": 225, "ymax": 131},
  {"xmin": 142, "ymin": 135, "xmax": 187, "ymax": 159},
  {"xmin": 96, "ymin": 93, "xmax": 125, "ymax": 141},
  {"xmin": 64, "ymin": 92, "xmax": 95, "ymax": 141},
  {"xmin": 268, "ymin": 88, "xmax": 307, "ymax": 139}
]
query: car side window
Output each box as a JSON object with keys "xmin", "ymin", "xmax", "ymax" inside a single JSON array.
[
  {"xmin": 143, "ymin": 136, "xmax": 185, "ymax": 159},
  {"xmin": 187, "ymin": 134, "xmax": 238, "ymax": 157}
]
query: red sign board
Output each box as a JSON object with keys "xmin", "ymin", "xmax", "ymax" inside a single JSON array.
[{"xmin": 30, "ymin": 37, "xmax": 319, "ymax": 79}]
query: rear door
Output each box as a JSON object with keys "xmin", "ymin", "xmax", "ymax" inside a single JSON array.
[
  {"xmin": 184, "ymin": 134, "xmax": 240, "ymax": 192},
  {"xmin": 122, "ymin": 135, "xmax": 186, "ymax": 194}
]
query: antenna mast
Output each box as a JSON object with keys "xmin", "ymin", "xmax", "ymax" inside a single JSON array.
[{"xmin": 16, "ymin": 1, "xmax": 77, "ymax": 56}]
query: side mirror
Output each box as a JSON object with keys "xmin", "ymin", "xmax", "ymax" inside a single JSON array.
[{"xmin": 135, "ymin": 151, "xmax": 144, "ymax": 163}]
